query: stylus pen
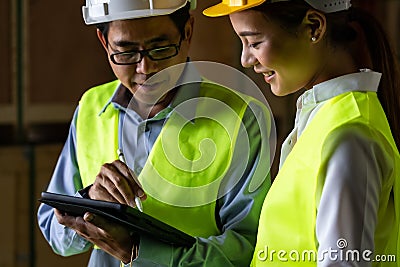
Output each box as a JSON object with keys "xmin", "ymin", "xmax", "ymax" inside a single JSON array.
[{"xmin": 117, "ymin": 148, "xmax": 144, "ymax": 212}]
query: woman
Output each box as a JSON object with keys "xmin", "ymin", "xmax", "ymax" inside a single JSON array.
[{"xmin": 204, "ymin": 0, "xmax": 400, "ymax": 266}]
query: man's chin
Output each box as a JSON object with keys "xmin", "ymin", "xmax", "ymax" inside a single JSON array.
[{"xmin": 133, "ymin": 87, "xmax": 170, "ymax": 106}]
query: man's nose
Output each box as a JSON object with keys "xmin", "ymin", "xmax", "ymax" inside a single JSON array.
[{"xmin": 135, "ymin": 55, "xmax": 158, "ymax": 75}]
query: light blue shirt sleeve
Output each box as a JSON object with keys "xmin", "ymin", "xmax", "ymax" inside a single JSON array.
[{"xmin": 37, "ymin": 107, "xmax": 92, "ymax": 256}]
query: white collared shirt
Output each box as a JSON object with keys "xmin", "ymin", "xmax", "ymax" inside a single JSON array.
[{"xmin": 280, "ymin": 70, "xmax": 381, "ymax": 166}]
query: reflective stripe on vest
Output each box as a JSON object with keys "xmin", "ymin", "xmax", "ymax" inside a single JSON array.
[
  {"xmin": 252, "ymin": 92, "xmax": 400, "ymax": 266},
  {"xmin": 76, "ymin": 80, "xmax": 250, "ymax": 238}
]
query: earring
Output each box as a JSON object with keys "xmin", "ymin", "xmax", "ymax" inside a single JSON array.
[{"xmin": 311, "ymin": 36, "xmax": 317, "ymax": 42}]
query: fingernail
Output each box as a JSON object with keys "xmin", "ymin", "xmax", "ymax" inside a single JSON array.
[
  {"xmin": 129, "ymin": 200, "xmax": 136, "ymax": 208},
  {"xmin": 84, "ymin": 212, "xmax": 94, "ymax": 222},
  {"xmin": 137, "ymin": 189, "xmax": 145, "ymax": 198}
]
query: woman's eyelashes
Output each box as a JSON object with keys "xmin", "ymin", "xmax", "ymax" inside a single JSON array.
[{"xmin": 249, "ymin": 42, "xmax": 261, "ymax": 48}]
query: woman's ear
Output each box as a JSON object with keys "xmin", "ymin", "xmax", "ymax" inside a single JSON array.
[
  {"xmin": 97, "ymin": 28, "xmax": 108, "ymax": 51},
  {"xmin": 303, "ymin": 9, "xmax": 327, "ymax": 43}
]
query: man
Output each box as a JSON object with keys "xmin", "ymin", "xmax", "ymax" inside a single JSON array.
[{"xmin": 38, "ymin": 0, "xmax": 273, "ymax": 266}]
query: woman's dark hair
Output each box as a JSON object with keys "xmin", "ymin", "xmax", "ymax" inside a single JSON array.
[
  {"xmin": 253, "ymin": 0, "xmax": 400, "ymax": 149},
  {"xmin": 96, "ymin": 2, "xmax": 191, "ymax": 44}
]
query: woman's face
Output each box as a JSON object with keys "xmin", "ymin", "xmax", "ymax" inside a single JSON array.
[{"xmin": 229, "ymin": 10, "xmax": 323, "ymax": 96}]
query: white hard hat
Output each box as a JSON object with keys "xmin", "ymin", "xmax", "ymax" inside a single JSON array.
[
  {"xmin": 83, "ymin": 0, "xmax": 197, "ymax": 25},
  {"xmin": 203, "ymin": 0, "xmax": 351, "ymax": 17}
]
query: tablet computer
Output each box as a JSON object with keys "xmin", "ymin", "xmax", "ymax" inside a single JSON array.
[{"xmin": 39, "ymin": 192, "xmax": 196, "ymax": 247}]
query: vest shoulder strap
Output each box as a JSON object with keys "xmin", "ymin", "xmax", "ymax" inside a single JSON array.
[{"xmin": 76, "ymin": 80, "xmax": 120, "ymax": 187}]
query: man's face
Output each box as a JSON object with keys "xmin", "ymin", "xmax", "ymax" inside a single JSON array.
[{"xmin": 99, "ymin": 15, "xmax": 192, "ymax": 105}]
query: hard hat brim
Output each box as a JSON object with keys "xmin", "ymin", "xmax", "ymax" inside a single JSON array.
[
  {"xmin": 83, "ymin": 8, "xmax": 179, "ymax": 25},
  {"xmin": 203, "ymin": 0, "xmax": 266, "ymax": 17}
]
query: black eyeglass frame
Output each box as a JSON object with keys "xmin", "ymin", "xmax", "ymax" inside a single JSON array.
[{"xmin": 109, "ymin": 37, "xmax": 183, "ymax": 65}]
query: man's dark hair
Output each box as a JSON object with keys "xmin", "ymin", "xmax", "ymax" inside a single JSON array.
[{"xmin": 96, "ymin": 2, "xmax": 191, "ymax": 44}]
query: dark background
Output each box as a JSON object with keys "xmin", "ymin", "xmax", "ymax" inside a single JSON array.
[{"xmin": 0, "ymin": 0, "xmax": 398, "ymax": 266}]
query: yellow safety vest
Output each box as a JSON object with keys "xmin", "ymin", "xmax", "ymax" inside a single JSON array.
[
  {"xmin": 76, "ymin": 80, "xmax": 252, "ymax": 238},
  {"xmin": 252, "ymin": 92, "xmax": 400, "ymax": 266}
]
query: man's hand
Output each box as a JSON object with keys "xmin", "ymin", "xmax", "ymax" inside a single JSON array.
[
  {"xmin": 54, "ymin": 160, "xmax": 145, "ymax": 262},
  {"xmin": 54, "ymin": 209, "xmax": 137, "ymax": 263},
  {"xmin": 88, "ymin": 160, "xmax": 146, "ymax": 208}
]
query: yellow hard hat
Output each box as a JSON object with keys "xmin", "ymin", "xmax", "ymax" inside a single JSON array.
[
  {"xmin": 203, "ymin": 0, "xmax": 266, "ymax": 17},
  {"xmin": 203, "ymin": 0, "xmax": 351, "ymax": 17}
]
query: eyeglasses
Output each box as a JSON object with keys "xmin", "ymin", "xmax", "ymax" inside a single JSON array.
[{"xmin": 110, "ymin": 37, "xmax": 182, "ymax": 65}]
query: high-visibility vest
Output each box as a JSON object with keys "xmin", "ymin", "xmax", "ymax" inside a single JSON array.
[
  {"xmin": 76, "ymin": 79, "xmax": 255, "ymax": 238},
  {"xmin": 252, "ymin": 91, "xmax": 400, "ymax": 266}
]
